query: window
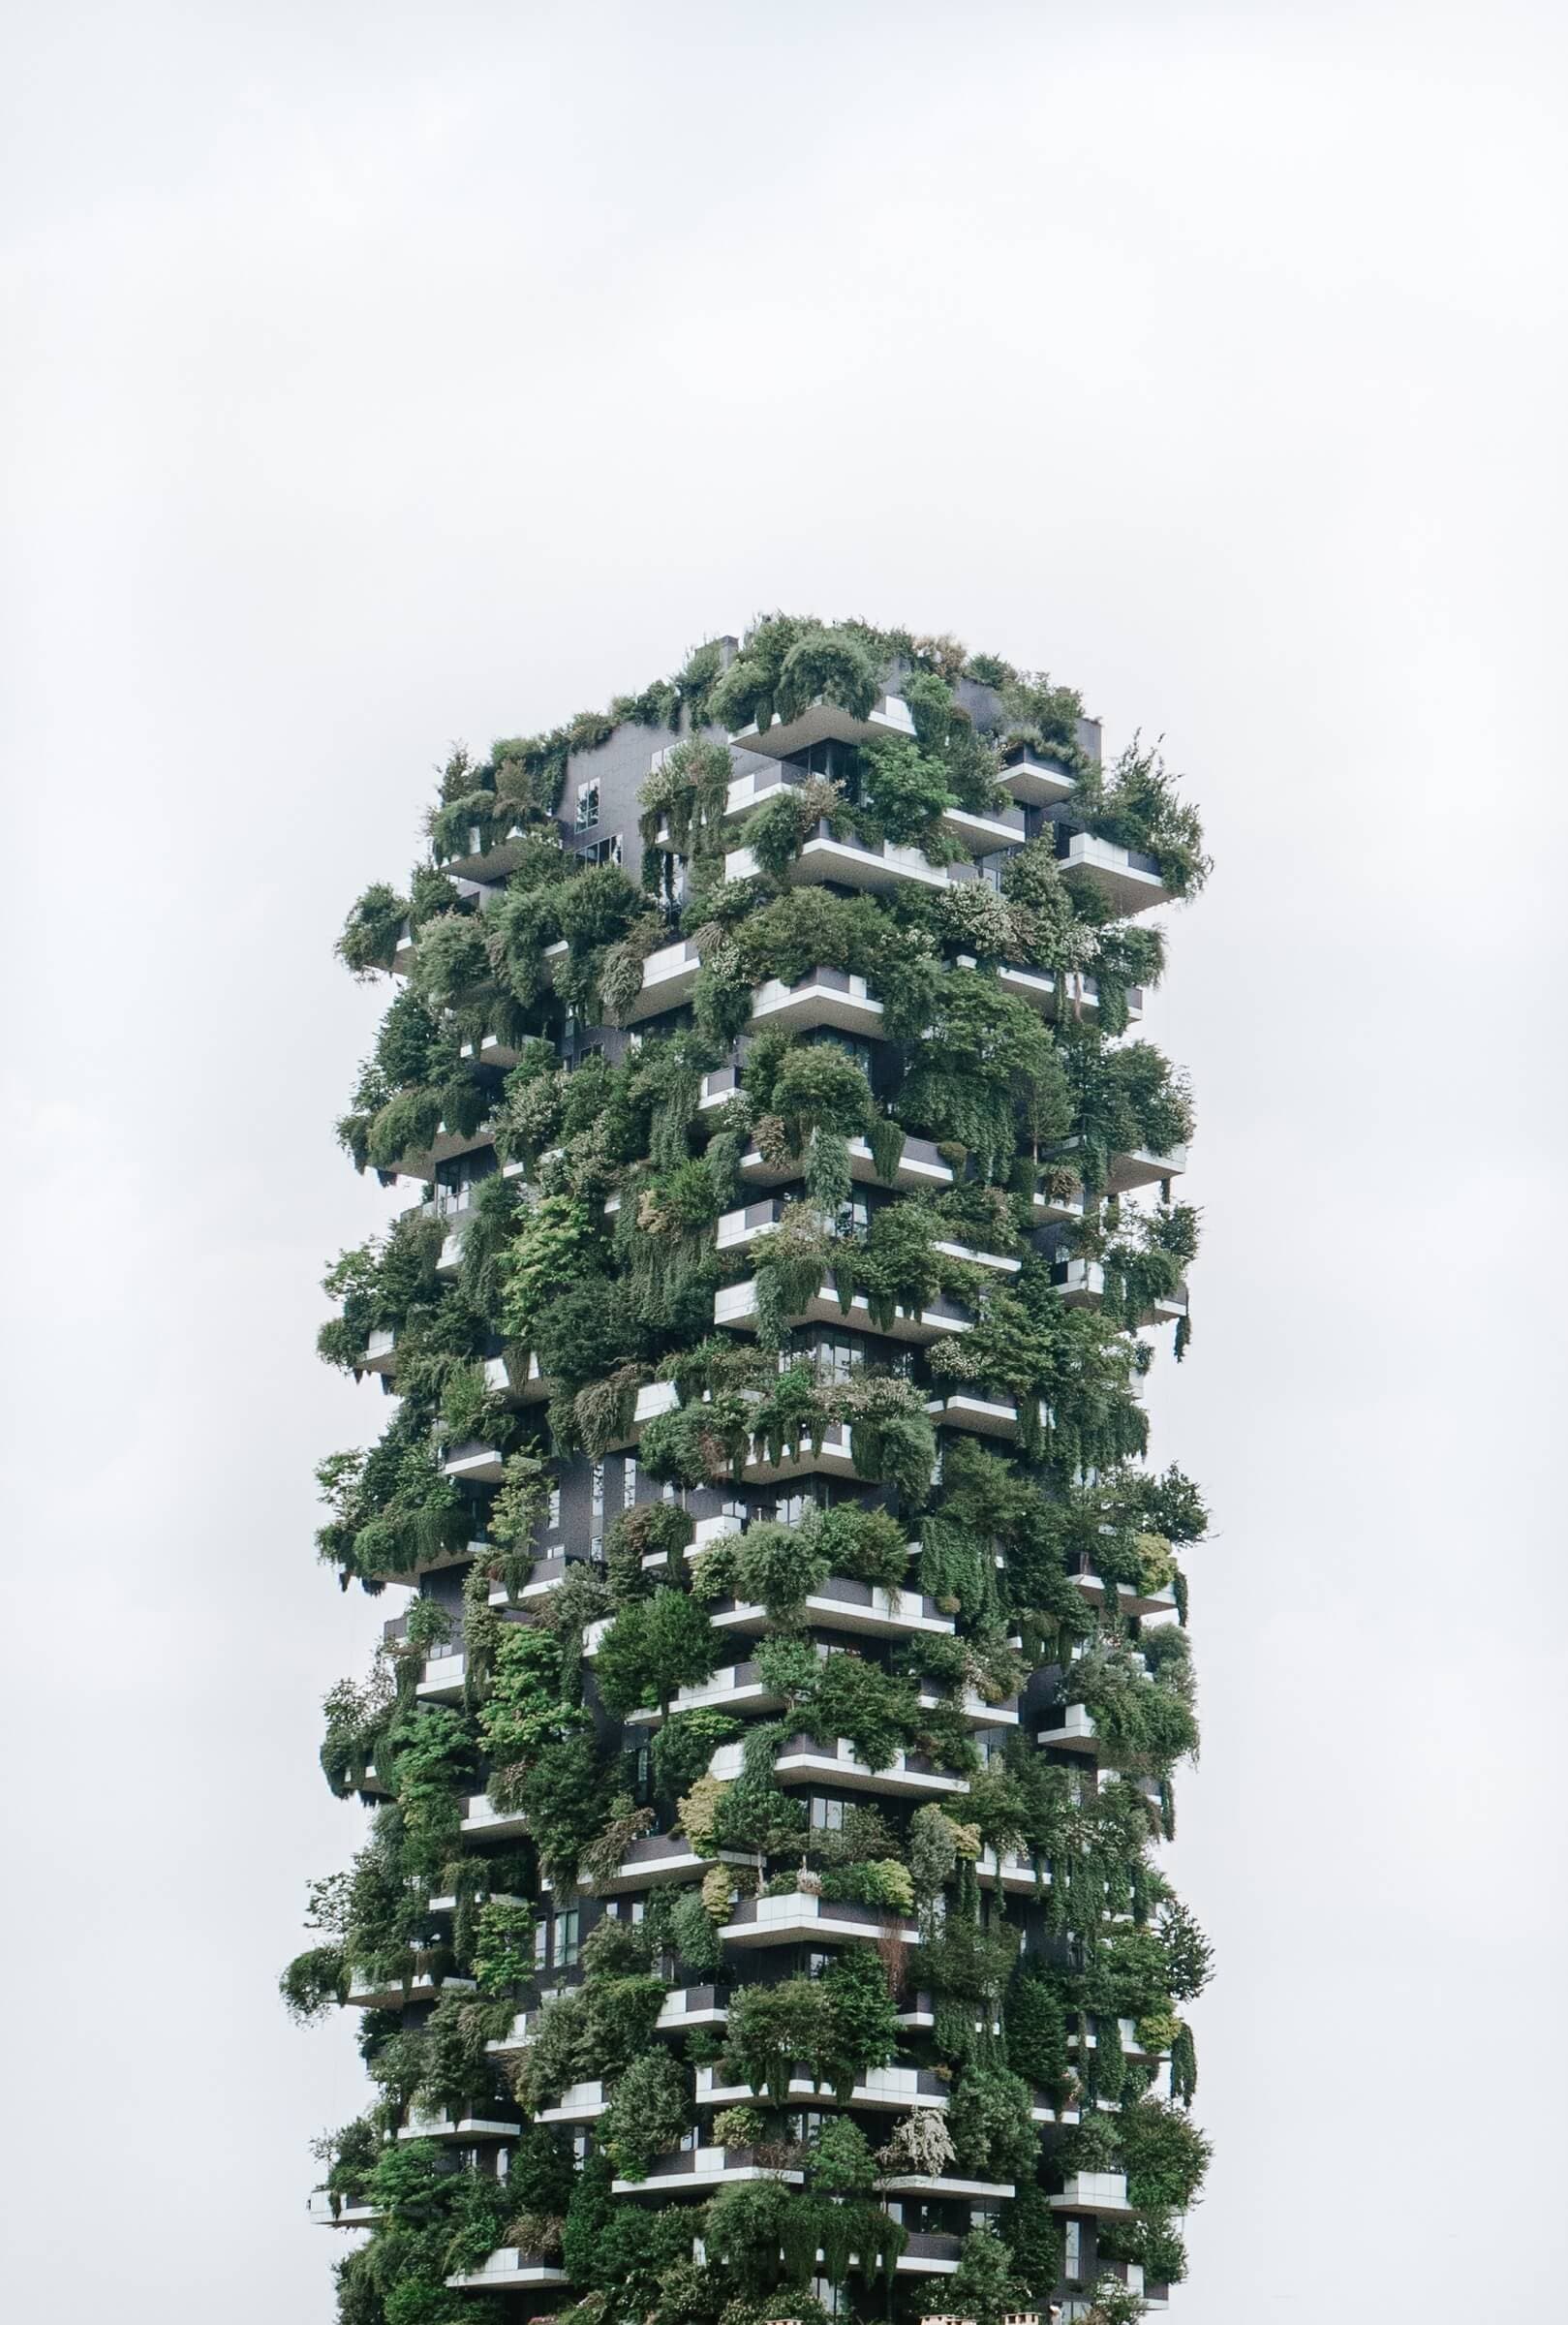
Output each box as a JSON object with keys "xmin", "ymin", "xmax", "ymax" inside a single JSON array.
[
  {"xmin": 553, "ymin": 1908, "xmax": 580, "ymax": 1968},
  {"xmin": 591, "ymin": 1463, "xmax": 605, "ymax": 1523},
  {"xmin": 533, "ymin": 1921, "xmax": 548, "ymax": 1968},
  {"xmin": 810, "ymin": 1796, "xmax": 845, "ymax": 1832},
  {"xmin": 1064, "ymin": 2220, "xmax": 1084, "ymax": 2281},
  {"xmin": 622, "ymin": 1456, "xmax": 638, "ymax": 1509},
  {"xmin": 546, "ymin": 1484, "xmax": 562, "ymax": 1534},
  {"xmin": 574, "ymin": 781, "xmax": 600, "ymax": 832},
  {"xmin": 580, "ymin": 831, "xmax": 622, "ymax": 866}
]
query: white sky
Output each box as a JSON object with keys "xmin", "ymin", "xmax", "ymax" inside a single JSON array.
[{"xmin": 4, "ymin": 3, "xmax": 1566, "ymax": 2318}]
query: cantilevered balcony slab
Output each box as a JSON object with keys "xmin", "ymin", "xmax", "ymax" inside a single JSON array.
[
  {"xmin": 729, "ymin": 693, "xmax": 917, "ymax": 760},
  {"xmin": 308, "ymin": 2191, "xmax": 382, "ymax": 2226},
  {"xmin": 614, "ymin": 2143, "xmax": 805, "ymax": 2195},
  {"xmin": 400, "ymin": 2101, "xmax": 520, "ymax": 2142},
  {"xmin": 925, "ymin": 1390, "xmax": 1033, "ymax": 1442},
  {"xmin": 892, "ymin": 2232, "xmax": 963, "ymax": 2275},
  {"xmin": 762, "ymin": 1732, "xmax": 970, "ymax": 1800},
  {"xmin": 976, "ymin": 1846, "xmax": 1051, "ymax": 1894},
  {"xmin": 657, "ymin": 1983, "xmax": 730, "ymax": 2032},
  {"xmin": 415, "ymin": 1651, "xmax": 467, "ymax": 1702},
  {"xmin": 1053, "ymin": 1137, "xmax": 1188, "ymax": 1195},
  {"xmin": 387, "ymin": 1118, "xmax": 498, "ymax": 1183},
  {"xmin": 878, "ymin": 2172, "xmax": 1016, "ymax": 2200},
  {"xmin": 1037, "ymin": 1704, "xmax": 1099, "ymax": 1754},
  {"xmin": 715, "ymin": 765, "xmax": 1024, "ymax": 857},
  {"xmin": 997, "ymin": 747, "xmax": 1079, "ymax": 807},
  {"xmin": 747, "ymin": 968, "xmax": 885, "ymax": 1038},
  {"xmin": 705, "ymin": 1574, "xmax": 954, "ymax": 1643},
  {"xmin": 917, "ymin": 1687, "xmax": 1020, "ymax": 1729},
  {"xmin": 952, "ymin": 955, "xmax": 1141, "ymax": 1029},
  {"xmin": 1068, "ymin": 1564, "xmax": 1179, "ymax": 1622},
  {"xmin": 624, "ymin": 1658, "xmax": 784, "ymax": 1727},
  {"xmin": 1050, "ymin": 2169, "xmax": 1134, "ymax": 2216},
  {"xmin": 575, "ymin": 1832, "xmax": 753, "ymax": 1895},
  {"xmin": 695, "ymin": 2063, "xmax": 949, "ymax": 2113},
  {"xmin": 740, "ymin": 1420, "xmax": 862, "ymax": 1486},
  {"xmin": 344, "ymin": 1967, "xmax": 476, "ymax": 2010},
  {"xmin": 627, "ymin": 936, "xmax": 705, "ymax": 1023},
  {"xmin": 726, "ymin": 833, "xmax": 954, "ymax": 896},
  {"xmin": 716, "ymin": 1274, "xmax": 970, "ymax": 1348},
  {"xmin": 718, "ymin": 1889, "xmax": 920, "ymax": 1949},
  {"xmin": 461, "ymin": 1792, "xmax": 529, "ymax": 1840},
  {"xmin": 446, "ymin": 2250, "xmax": 569, "ymax": 2291},
  {"xmin": 361, "ymin": 1327, "xmax": 398, "ymax": 1376},
  {"xmin": 483, "ymin": 1350, "xmax": 549, "ymax": 1406},
  {"xmin": 1057, "ymin": 831, "xmax": 1173, "ymax": 915},
  {"xmin": 537, "ymin": 2078, "xmax": 609, "ymax": 2124},
  {"xmin": 1051, "ymin": 1257, "xmax": 1187, "ymax": 1326},
  {"xmin": 440, "ymin": 1439, "xmax": 508, "ymax": 1484},
  {"xmin": 737, "ymin": 1127, "xmax": 952, "ymax": 1195}
]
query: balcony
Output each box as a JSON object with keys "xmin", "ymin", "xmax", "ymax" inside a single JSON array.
[
  {"xmin": 763, "ymin": 1732, "xmax": 970, "ymax": 1800},
  {"xmin": 1069, "ymin": 2015, "xmax": 1172, "ymax": 2062},
  {"xmin": 1056, "ymin": 830, "xmax": 1173, "ymax": 915},
  {"xmin": 536, "ymin": 2078, "xmax": 609, "ymax": 2124},
  {"xmin": 1050, "ymin": 2170, "xmax": 1134, "ymax": 2216},
  {"xmin": 748, "ymin": 967, "xmax": 885, "ymax": 1038},
  {"xmin": 726, "ymin": 831, "xmax": 956, "ymax": 897},
  {"xmin": 446, "ymin": 2250, "xmax": 569, "ymax": 2291},
  {"xmin": 658, "ymin": 1983, "xmax": 730, "ymax": 2031},
  {"xmin": 998, "ymin": 745, "xmax": 1079, "ymax": 807},
  {"xmin": 716, "ymin": 1274, "xmax": 970, "ymax": 1348},
  {"xmin": 712, "ymin": 763, "xmax": 1024, "ymax": 858},
  {"xmin": 344, "ymin": 1967, "xmax": 476, "ymax": 2010},
  {"xmin": 951, "ymin": 953, "xmax": 1141, "ymax": 1029},
  {"xmin": 1068, "ymin": 1562, "xmax": 1179, "ymax": 1622},
  {"xmin": 483, "ymin": 1349, "xmax": 550, "ymax": 1406},
  {"xmin": 440, "ymin": 1440, "xmax": 508, "ymax": 1485},
  {"xmin": 1054, "ymin": 1136, "xmax": 1188, "ymax": 1195},
  {"xmin": 361, "ymin": 1327, "xmax": 398, "ymax": 1376},
  {"xmin": 893, "ymin": 2231, "xmax": 963, "ymax": 2275},
  {"xmin": 976, "ymin": 1847, "xmax": 1050, "ymax": 1894},
  {"xmin": 487, "ymin": 1553, "xmax": 578, "ymax": 1608},
  {"xmin": 460, "ymin": 1792, "xmax": 529, "ymax": 1840},
  {"xmin": 925, "ymin": 1390, "xmax": 1032, "ymax": 1442},
  {"xmin": 576, "ymin": 1832, "xmax": 753, "ymax": 1895},
  {"xmin": 1037, "ymin": 1704, "xmax": 1099, "ymax": 1754},
  {"xmin": 386, "ymin": 1116, "xmax": 498, "ymax": 1184},
  {"xmin": 877, "ymin": 2172, "xmax": 1015, "ymax": 2200},
  {"xmin": 399, "ymin": 2100, "xmax": 520, "ymax": 2142},
  {"xmin": 1051, "ymin": 1257, "xmax": 1188, "ymax": 1327},
  {"xmin": 728, "ymin": 691, "xmax": 918, "ymax": 760},
  {"xmin": 738, "ymin": 1420, "xmax": 872, "ymax": 1486},
  {"xmin": 613, "ymin": 2142, "xmax": 805, "ymax": 2196},
  {"xmin": 625, "ymin": 1658, "xmax": 784, "ymax": 1726},
  {"xmin": 415, "ymin": 1650, "xmax": 467, "ymax": 1703},
  {"xmin": 695, "ymin": 2062, "xmax": 948, "ymax": 2113},
  {"xmin": 307, "ymin": 2189, "xmax": 381, "ymax": 2226},
  {"xmin": 627, "ymin": 936, "xmax": 705, "ymax": 1023},
  {"xmin": 459, "ymin": 1031, "xmax": 521, "ymax": 1071},
  {"xmin": 917, "ymin": 1687, "xmax": 1020, "ymax": 1729},
  {"xmin": 705, "ymin": 1573, "xmax": 955, "ymax": 1643},
  {"xmin": 718, "ymin": 1889, "xmax": 920, "ymax": 1950},
  {"xmin": 740, "ymin": 1124, "xmax": 953, "ymax": 1194}
]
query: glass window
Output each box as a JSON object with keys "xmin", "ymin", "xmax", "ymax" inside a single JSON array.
[
  {"xmin": 591, "ymin": 1463, "xmax": 605, "ymax": 1521},
  {"xmin": 810, "ymin": 1795, "xmax": 845, "ymax": 1831},
  {"xmin": 555, "ymin": 1908, "xmax": 580, "ymax": 1968},
  {"xmin": 546, "ymin": 1484, "xmax": 562, "ymax": 1533},
  {"xmin": 622, "ymin": 1456, "xmax": 638, "ymax": 1509},
  {"xmin": 574, "ymin": 781, "xmax": 600, "ymax": 831},
  {"xmin": 1064, "ymin": 2219, "xmax": 1083, "ymax": 2280}
]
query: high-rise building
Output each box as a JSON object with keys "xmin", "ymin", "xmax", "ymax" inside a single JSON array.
[{"xmin": 288, "ymin": 617, "xmax": 1213, "ymax": 2325}]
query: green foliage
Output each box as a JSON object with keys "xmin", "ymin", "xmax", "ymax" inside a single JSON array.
[
  {"xmin": 310, "ymin": 622, "xmax": 1214, "ymax": 2325},
  {"xmin": 595, "ymin": 1587, "xmax": 721, "ymax": 1717}
]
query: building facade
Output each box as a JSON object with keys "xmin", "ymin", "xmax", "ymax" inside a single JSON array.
[{"xmin": 289, "ymin": 617, "xmax": 1213, "ymax": 2325}]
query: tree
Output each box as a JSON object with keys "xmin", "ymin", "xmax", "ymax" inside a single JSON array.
[{"xmin": 594, "ymin": 1587, "xmax": 721, "ymax": 1719}]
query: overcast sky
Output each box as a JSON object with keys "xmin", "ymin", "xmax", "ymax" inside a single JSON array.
[{"xmin": 4, "ymin": 3, "xmax": 1566, "ymax": 2318}]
